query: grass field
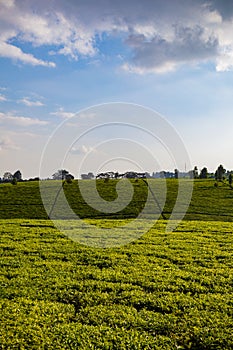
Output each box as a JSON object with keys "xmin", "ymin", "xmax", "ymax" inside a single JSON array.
[{"xmin": 0, "ymin": 179, "xmax": 233, "ymax": 349}]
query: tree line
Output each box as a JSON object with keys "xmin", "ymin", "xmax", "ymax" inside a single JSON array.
[
  {"xmin": 0, "ymin": 165, "xmax": 232, "ymax": 186},
  {"xmin": 0, "ymin": 170, "xmax": 23, "ymax": 185},
  {"xmin": 81, "ymin": 165, "xmax": 232, "ymax": 182}
]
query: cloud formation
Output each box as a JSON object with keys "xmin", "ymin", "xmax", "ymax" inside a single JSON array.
[
  {"xmin": 18, "ymin": 97, "xmax": 44, "ymax": 107},
  {"xmin": 1, "ymin": 0, "xmax": 233, "ymax": 72},
  {"xmin": 50, "ymin": 108, "xmax": 74, "ymax": 119},
  {"xmin": 0, "ymin": 112, "xmax": 48, "ymax": 127},
  {"xmin": 0, "ymin": 94, "xmax": 7, "ymax": 101},
  {"xmin": 70, "ymin": 145, "xmax": 96, "ymax": 155}
]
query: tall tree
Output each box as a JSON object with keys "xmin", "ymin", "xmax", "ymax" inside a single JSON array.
[
  {"xmin": 215, "ymin": 164, "xmax": 226, "ymax": 181},
  {"xmin": 193, "ymin": 166, "xmax": 198, "ymax": 179},
  {"xmin": 200, "ymin": 167, "xmax": 208, "ymax": 179},
  {"xmin": 229, "ymin": 173, "xmax": 232, "ymax": 188},
  {"xmin": 174, "ymin": 169, "xmax": 179, "ymax": 179},
  {"xmin": 13, "ymin": 170, "xmax": 22, "ymax": 181}
]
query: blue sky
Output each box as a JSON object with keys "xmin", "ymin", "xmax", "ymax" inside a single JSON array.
[{"xmin": 1, "ymin": 0, "xmax": 233, "ymax": 178}]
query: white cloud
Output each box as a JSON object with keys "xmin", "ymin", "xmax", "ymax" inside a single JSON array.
[
  {"xmin": 0, "ymin": 0, "xmax": 14, "ymax": 9},
  {"xmin": 50, "ymin": 108, "xmax": 74, "ymax": 119},
  {"xmin": 18, "ymin": 97, "xmax": 44, "ymax": 107},
  {"xmin": 1, "ymin": 0, "xmax": 233, "ymax": 72},
  {"xmin": 0, "ymin": 0, "xmax": 95, "ymax": 66},
  {"xmin": 70, "ymin": 145, "xmax": 96, "ymax": 155},
  {"xmin": 216, "ymin": 51, "xmax": 233, "ymax": 72},
  {"xmin": 0, "ymin": 40, "xmax": 55, "ymax": 67},
  {"xmin": 122, "ymin": 61, "xmax": 177, "ymax": 74},
  {"xmin": 51, "ymin": 108, "xmax": 96, "ymax": 120},
  {"xmin": 0, "ymin": 112, "xmax": 48, "ymax": 126},
  {"xmin": 0, "ymin": 93, "xmax": 7, "ymax": 101}
]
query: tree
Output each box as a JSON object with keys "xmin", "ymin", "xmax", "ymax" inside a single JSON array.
[
  {"xmin": 13, "ymin": 170, "xmax": 22, "ymax": 181},
  {"xmin": 87, "ymin": 172, "xmax": 94, "ymax": 179},
  {"xmin": 11, "ymin": 178, "xmax": 17, "ymax": 185},
  {"xmin": 229, "ymin": 173, "xmax": 232, "ymax": 188},
  {"xmin": 52, "ymin": 169, "xmax": 70, "ymax": 180},
  {"xmin": 215, "ymin": 164, "xmax": 226, "ymax": 181},
  {"xmin": 65, "ymin": 174, "xmax": 74, "ymax": 183},
  {"xmin": 3, "ymin": 172, "xmax": 13, "ymax": 182},
  {"xmin": 193, "ymin": 166, "xmax": 198, "ymax": 179},
  {"xmin": 81, "ymin": 172, "xmax": 94, "ymax": 180},
  {"xmin": 189, "ymin": 166, "xmax": 199, "ymax": 179},
  {"xmin": 200, "ymin": 167, "xmax": 208, "ymax": 179},
  {"xmin": 66, "ymin": 174, "xmax": 74, "ymax": 180}
]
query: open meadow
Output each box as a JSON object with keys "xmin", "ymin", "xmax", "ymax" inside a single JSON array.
[{"xmin": 0, "ymin": 179, "xmax": 233, "ymax": 349}]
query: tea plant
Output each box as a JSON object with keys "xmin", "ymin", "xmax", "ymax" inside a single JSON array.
[{"xmin": 0, "ymin": 219, "xmax": 232, "ymax": 349}]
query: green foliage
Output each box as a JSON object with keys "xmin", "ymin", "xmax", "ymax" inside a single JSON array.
[
  {"xmin": 215, "ymin": 165, "xmax": 226, "ymax": 181},
  {"xmin": 11, "ymin": 178, "xmax": 17, "ymax": 185},
  {"xmin": 0, "ymin": 219, "xmax": 233, "ymax": 349},
  {"xmin": 0, "ymin": 178, "xmax": 233, "ymax": 347},
  {"xmin": 13, "ymin": 170, "xmax": 22, "ymax": 181},
  {"xmin": 0, "ymin": 181, "xmax": 47, "ymax": 219},
  {"xmin": 229, "ymin": 173, "xmax": 232, "ymax": 187},
  {"xmin": 200, "ymin": 167, "xmax": 208, "ymax": 179},
  {"xmin": 0, "ymin": 179, "xmax": 233, "ymax": 221}
]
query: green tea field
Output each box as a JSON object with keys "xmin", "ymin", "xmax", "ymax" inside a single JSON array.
[
  {"xmin": 0, "ymin": 179, "xmax": 233, "ymax": 349},
  {"xmin": 0, "ymin": 179, "xmax": 233, "ymax": 221}
]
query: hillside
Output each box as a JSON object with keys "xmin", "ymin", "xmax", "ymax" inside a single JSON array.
[{"xmin": 0, "ymin": 179, "xmax": 232, "ymax": 221}]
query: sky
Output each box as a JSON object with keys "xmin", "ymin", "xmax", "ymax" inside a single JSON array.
[{"xmin": 1, "ymin": 0, "xmax": 233, "ymax": 178}]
